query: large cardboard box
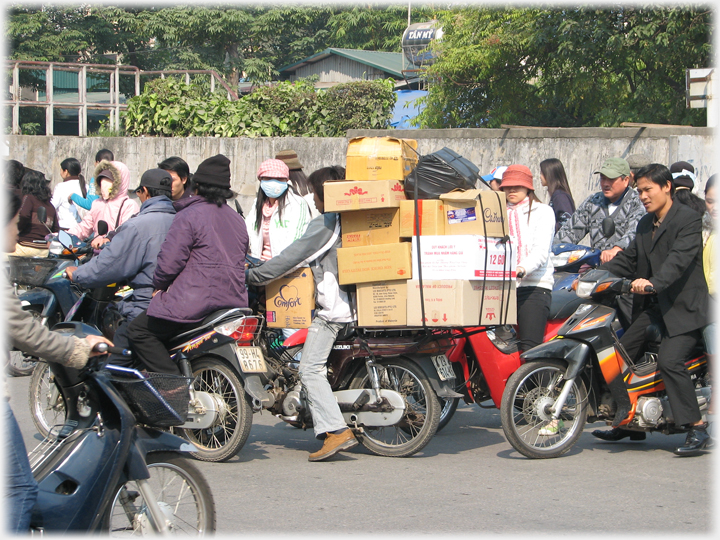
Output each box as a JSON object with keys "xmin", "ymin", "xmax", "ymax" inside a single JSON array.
[
  {"xmin": 346, "ymin": 136, "xmax": 419, "ymax": 181},
  {"xmin": 406, "ymin": 279, "xmax": 517, "ymax": 327},
  {"xmin": 265, "ymin": 268, "xmax": 315, "ymax": 328},
  {"xmin": 399, "ymin": 199, "xmax": 446, "ymax": 237},
  {"xmin": 411, "ymin": 235, "xmax": 516, "ymax": 281},
  {"xmin": 337, "ymin": 242, "xmax": 412, "ymax": 285},
  {"xmin": 341, "ymin": 208, "xmax": 400, "ymax": 247},
  {"xmin": 324, "ymin": 180, "xmax": 406, "ymax": 212},
  {"xmin": 356, "ymin": 280, "xmax": 407, "ymax": 327},
  {"xmin": 439, "ymin": 189, "xmax": 509, "ymax": 238}
]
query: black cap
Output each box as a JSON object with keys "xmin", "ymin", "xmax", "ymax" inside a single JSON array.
[
  {"xmin": 193, "ymin": 154, "xmax": 231, "ymax": 188},
  {"xmin": 130, "ymin": 168, "xmax": 172, "ymax": 194}
]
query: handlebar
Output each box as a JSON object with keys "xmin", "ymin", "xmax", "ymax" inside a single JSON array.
[
  {"xmin": 94, "ymin": 342, "xmax": 132, "ymax": 357},
  {"xmin": 644, "ymin": 285, "xmax": 656, "ymax": 294}
]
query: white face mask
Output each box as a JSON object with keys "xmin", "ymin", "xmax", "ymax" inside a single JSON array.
[{"xmin": 100, "ymin": 179, "xmax": 113, "ymax": 200}]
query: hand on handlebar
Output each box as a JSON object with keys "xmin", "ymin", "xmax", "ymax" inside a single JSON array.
[
  {"xmin": 65, "ymin": 266, "xmax": 77, "ymax": 281},
  {"xmin": 90, "ymin": 236, "xmax": 110, "ymax": 249},
  {"xmin": 630, "ymin": 278, "xmax": 656, "ymax": 295},
  {"xmin": 86, "ymin": 335, "xmax": 114, "ymax": 357}
]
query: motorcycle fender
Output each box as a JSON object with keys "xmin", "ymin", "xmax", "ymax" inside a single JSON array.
[
  {"xmin": 411, "ymin": 356, "xmax": 464, "ymax": 399},
  {"xmin": 18, "ymin": 288, "xmax": 57, "ymax": 318},
  {"xmin": 335, "ymin": 389, "xmax": 405, "ymax": 426},
  {"xmin": 124, "ymin": 426, "xmax": 199, "ymax": 481},
  {"xmin": 520, "ymin": 339, "xmax": 592, "ymax": 379}
]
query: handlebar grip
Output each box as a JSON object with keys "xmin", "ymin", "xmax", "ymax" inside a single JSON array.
[
  {"xmin": 94, "ymin": 343, "xmax": 132, "ymax": 356},
  {"xmin": 644, "ymin": 285, "xmax": 656, "ymax": 294}
]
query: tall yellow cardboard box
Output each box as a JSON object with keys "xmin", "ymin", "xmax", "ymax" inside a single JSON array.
[
  {"xmin": 341, "ymin": 208, "xmax": 400, "ymax": 247},
  {"xmin": 337, "ymin": 242, "xmax": 412, "ymax": 285},
  {"xmin": 406, "ymin": 280, "xmax": 480, "ymax": 327},
  {"xmin": 346, "ymin": 136, "xmax": 418, "ymax": 181},
  {"xmin": 324, "ymin": 180, "xmax": 406, "ymax": 212},
  {"xmin": 399, "ymin": 199, "xmax": 446, "ymax": 237},
  {"xmin": 265, "ymin": 268, "xmax": 315, "ymax": 328},
  {"xmin": 440, "ymin": 189, "xmax": 509, "ymax": 238},
  {"xmin": 356, "ymin": 280, "xmax": 407, "ymax": 327}
]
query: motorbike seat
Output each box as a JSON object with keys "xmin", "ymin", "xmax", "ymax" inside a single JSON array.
[{"xmin": 168, "ymin": 307, "xmax": 253, "ymax": 347}]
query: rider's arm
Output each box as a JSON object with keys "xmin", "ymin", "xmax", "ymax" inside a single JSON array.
[
  {"xmin": 612, "ymin": 193, "xmax": 646, "ymax": 250},
  {"xmin": 649, "ymin": 210, "xmax": 703, "ymax": 293},
  {"xmin": 247, "ymin": 213, "xmax": 338, "ymax": 286},
  {"xmin": 519, "ymin": 205, "xmax": 555, "ymax": 275},
  {"xmin": 599, "ymin": 226, "xmax": 641, "ymax": 278},
  {"xmin": 67, "ymin": 200, "xmax": 97, "ymax": 240},
  {"xmin": 553, "ymin": 197, "xmax": 590, "ymax": 245},
  {"xmin": 152, "ymin": 213, "xmax": 194, "ymax": 291}
]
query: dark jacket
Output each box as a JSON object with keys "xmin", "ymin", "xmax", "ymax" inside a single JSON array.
[
  {"xmin": 549, "ymin": 189, "xmax": 575, "ymax": 232},
  {"xmin": 600, "ymin": 201, "xmax": 708, "ymax": 337},
  {"xmin": 71, "ymin": 195, "xmax": 177, "ymax": 321},
  {"xmin": 17, "ymin": 194, "xmax": 59, "ymax": 246},
  {"xmin": 147, "ymin": 196, "xmax": 249, "ymax": 323}
]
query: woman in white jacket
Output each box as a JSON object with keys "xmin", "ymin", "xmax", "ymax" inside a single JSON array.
[
  {"xmin": 245, "ymin": 158, "xmax": 311, "ymax": 262},
  {"xmin": 500, "ymin": 164, "xmax": 555, "ymax": 353},
  {"xmin": 50, "ymin": 157, "xmax": 87, "ymax": 229}
]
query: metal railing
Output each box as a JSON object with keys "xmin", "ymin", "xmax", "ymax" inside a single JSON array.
[{"xmin": 5, "ymin": 60, "xmax": 238, "ymax": 136}]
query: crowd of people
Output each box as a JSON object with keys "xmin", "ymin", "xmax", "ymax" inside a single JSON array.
[{"xmin": 3, "ymin": 148, "xmax": 716, "ymax": 529}]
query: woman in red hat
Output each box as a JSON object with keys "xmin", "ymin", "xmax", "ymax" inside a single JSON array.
[{"xmin": 500, "ymin": 164, "xmax": 556, "ymax": 355}]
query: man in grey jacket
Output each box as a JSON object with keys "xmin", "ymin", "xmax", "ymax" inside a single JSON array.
[
  {"xmin": 246, "ymin": 165, "xmax": 358, "ymax": 462},
  {"xmin": 554, "ymin": 157, "xmax": 646, "ymax": 264},
  {"xmin": 66, "ymin": 169, "xmax": 176, "ymax": 363}
]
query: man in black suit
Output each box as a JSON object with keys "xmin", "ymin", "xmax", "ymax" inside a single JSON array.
[{"xmin": 592, "ymin": 163, "xmax": 710, "ymax": 456}]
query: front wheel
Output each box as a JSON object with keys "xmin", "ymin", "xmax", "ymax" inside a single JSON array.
[
  {"xmin": 176, "ymin": 358, "xmax": 253, "ymax": 462},
  {"xmin": 104, "ymin": 451, "xmax": 215, "ymax": 535},
  {"xmin": 349, "ymin": 357, "xmax": 440, "ymax": 457},
  {"xmin": 500, "ymin": 360, "xmax": 588, "ymax": 459},
  {"xmin": 29, "ymin": 361, "xmax": 67, "ymax": 439}
]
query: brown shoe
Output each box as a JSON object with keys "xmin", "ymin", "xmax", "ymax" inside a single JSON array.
[{"xmin": 308, "ymin": 429, "xmax": 358, "ymax": 462}]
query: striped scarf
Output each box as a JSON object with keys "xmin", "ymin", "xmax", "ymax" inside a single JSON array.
[{"xmin": 507, "ymin": 197, "xmax": 531, "ymax": 266}]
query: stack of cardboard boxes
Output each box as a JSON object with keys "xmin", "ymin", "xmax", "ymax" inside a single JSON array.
[{"xmin": 329, "ymin": 136, "xmax": 517, "ymax": 329}]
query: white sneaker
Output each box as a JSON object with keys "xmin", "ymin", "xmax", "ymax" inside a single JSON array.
[{"xmin": 538, "ymin": 419, "xmax": 564, "ymax": 436}]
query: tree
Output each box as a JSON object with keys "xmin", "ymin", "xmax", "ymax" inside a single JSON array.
[{"xmin": 418, "ymin": 6, "xmax": 712, "ymax": 128}]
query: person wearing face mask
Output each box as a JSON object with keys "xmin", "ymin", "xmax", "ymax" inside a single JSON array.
[
  {"xmin": 245, "ymin": 159, "xmax": 312, "ymax": 263},
  {"xmin": 67, "ymin": 159, "xmax": 139, "ymax": 249}
]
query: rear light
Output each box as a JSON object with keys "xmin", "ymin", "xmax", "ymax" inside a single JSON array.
[{"xmin": 215, "ymin": 317, "xmax": 259, "ymax": 344}]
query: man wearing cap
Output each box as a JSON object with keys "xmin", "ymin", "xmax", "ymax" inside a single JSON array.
[
  {"xmin": 481, "ymin": 166, "xmax": 508, "ymax": 191},
  {"xmin": 555, "ymin": 157, "xmax": 646, "ymax": 264},
  {"xmin": 626, "ymin": 153, "xmax": 651, "ymax": 187},
  {"xmin": 65, "ymin": 168, "xmax": 177, "ymax": 363}
]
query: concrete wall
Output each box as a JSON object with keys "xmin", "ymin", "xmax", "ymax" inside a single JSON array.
[{"xmin": 5, "ymin": 126, "xmax": 716, "ymax": 215}]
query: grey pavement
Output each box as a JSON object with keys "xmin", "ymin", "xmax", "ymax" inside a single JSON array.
[{"xmin": 7, "ymin": 373, "xmax": 717, "ymax": 536}]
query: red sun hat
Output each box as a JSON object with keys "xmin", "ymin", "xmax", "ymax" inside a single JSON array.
[{"xmin": 501, "ymin": 164, "xmax": 534, "ymax": 191}]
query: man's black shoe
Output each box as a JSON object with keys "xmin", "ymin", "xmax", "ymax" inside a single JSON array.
[
  {"xmin": 592, "ymin": 427, "xmax": 646, "ymax": 441},
  {"xmin": 674, "ymin": 426, "xmax": 711, "ymax": 456}
]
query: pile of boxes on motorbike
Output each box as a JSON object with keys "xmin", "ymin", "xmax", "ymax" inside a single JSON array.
[{"xmin": 265, "ymin": 136, "xmax": 517, "ymax": 330}]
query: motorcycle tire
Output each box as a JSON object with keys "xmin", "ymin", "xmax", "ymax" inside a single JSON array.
[
  {"xmin": 7, "ymin": 309, "xmax": 54, "ymax": 377},
  {"xmin": 103, "ymin": 451, "xmax": 216, "ymax": 535},
  {"xmin": 349, "ymin": 357, "xmax": 441, "ymax": 457},
  {"xmin": 29, "ymin": 361, "xmax": 67, "ymax": 439},
  {"xmin": 500, "ymin": 359, "xmax": 588, "ymax": 459},
  {"xmin": 437, "ymin": 397, "xmax": 460, "ymax": 432},
  {"xmin": 176, "ymin": 358, "xmax": 253, "ymax": 463}
]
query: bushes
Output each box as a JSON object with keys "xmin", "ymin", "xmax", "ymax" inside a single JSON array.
[{"xmin": 123, "ymin": 76, "xmax": 396, "ymax": 137}]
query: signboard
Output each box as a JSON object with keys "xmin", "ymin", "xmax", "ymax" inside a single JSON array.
[{"xmin": 686, "ymin": 68, "xmax": 714, "ymax": 109}]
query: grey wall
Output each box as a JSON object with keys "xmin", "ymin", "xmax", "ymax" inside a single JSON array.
[{"xmin": 5, "ymin": 126, "xmax": 715, "ymax": 215}]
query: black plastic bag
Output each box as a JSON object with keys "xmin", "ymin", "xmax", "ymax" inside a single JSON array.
[{"xmin": 404, "ymin": 147, "xmax": 480, "ymax": 200}]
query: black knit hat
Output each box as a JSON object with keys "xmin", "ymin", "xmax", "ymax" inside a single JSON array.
[{"xmin": 193, "ymin": 154, "xmax": 231, "ymax": 188}]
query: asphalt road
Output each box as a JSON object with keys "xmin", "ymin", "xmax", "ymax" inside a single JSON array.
[{"xmin": 7, "ymin": 372, "xmax": 716, "ymax": 536}]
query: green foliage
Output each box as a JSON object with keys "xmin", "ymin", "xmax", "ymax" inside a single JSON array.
[{"xmin": 122, "ymin": 76, "xmax": 395, "ymax": 138}]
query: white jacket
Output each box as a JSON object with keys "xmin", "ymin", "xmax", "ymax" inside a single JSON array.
[
  {"xmin": 51, "ymin": 179, "xmax": 85, "ymax": 228},
  {"xmin": 245, "ymin": 189, "xmax": 312, "ymax": 259},
  {"xmin": 508, "ymin": 199, "xmax": 555, "ymax": 290}
]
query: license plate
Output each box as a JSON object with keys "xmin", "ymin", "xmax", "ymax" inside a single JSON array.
[
  {"xmin": 431, "ymin": 354, "xmax": 454, "ymax": 381},
  {"xmin": 233, "ymin": 346, "xmax": 267, "ymax": 373}
]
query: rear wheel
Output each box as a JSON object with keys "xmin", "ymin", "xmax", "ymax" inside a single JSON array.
[
  {"xmin": 500, "ymin": 360, "xmax": 588, "ymax": 459},
  {"xmin": 29, "ymin": 361, "xmax": 66, "ymax": 439},
  {"xmin": 349, "ymin": 357, "xmax": 440, "ymax": 457},
  {"xmin": 176, "ymin": 358, "xmax": 253, "ymax": 462},
  {"xmin": 104, "ymin": 452, "xmax": 215, "ymax": 535},
  {"xmin": 437, "ymin": 397, "xmax": 460, "ymax": 432}
]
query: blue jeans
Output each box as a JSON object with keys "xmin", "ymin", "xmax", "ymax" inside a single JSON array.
[
  {"xmin": 299, "ymin": 318, "xmax": 349, "ymax": 437},
  {"xmin": 3, "ymin": 401, "xmax": 38, "ymax": 533}
]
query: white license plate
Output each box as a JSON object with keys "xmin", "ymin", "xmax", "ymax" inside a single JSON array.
[
  {"xmin": 233, "ymin": 346, "xmax": 267, "ymax": 373},
  {"xmin": 431, "ymin": 354, "xmax": 454, "ymax": 381}
]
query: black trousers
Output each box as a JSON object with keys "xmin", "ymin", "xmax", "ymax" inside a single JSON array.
[
  {"xmin": 107, "ymin": 320, "xmax": 133, "ymax": 367},
  {"xmin": 516, "ymin": 286, "xmax": 552, "ymax": 353},
  {"xmin": 126, "ymin": 310, "xmax": 196, "ymax": 375},
  {"xmin": 620, "ymin": 305, "xmax": 702, "ymax": 427}
]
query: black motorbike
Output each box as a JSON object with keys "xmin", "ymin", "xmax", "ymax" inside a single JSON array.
[{"xmin": 27, "ymin": 322, "xmax": 215, "ymax": 534}]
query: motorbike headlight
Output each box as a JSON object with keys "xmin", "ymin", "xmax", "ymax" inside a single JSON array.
[
  {"xmin": 551, "ymin": 249, "xmax": 585, "ymax": 267},
  {"xmin": 576, "ymin": 280, "xmax": 596, "ymax": 298}
]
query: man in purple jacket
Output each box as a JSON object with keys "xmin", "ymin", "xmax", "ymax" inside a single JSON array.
[{"xmin": 127, "ymin": 154, "xmax": 249, "ymax": 374}]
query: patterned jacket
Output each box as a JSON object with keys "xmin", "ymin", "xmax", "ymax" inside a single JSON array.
[{"xmin": 554, "ymin": 188, "xmax": 646, "ymax": 251}]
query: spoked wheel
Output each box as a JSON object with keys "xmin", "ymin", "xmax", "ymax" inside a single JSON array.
[
  {"xmin": 7, "ymin": 350, "xmax": 38, "ymax": 377},
  {"xmin": 349, "ymin": 357, "xmax": 440, "ymax": 457},
  {"xmin": 176, "ymin": 358, "xmax": 253, "ymax": 462},
  {"xmin": 437, "ymin": 397, "xmax": 460, "ymax": 432},
  {"xmin": 104, "ymin": 452, "xmax": 215, "ymax": 535},
  {"xmin": 28, "ymin": 361, "xmax": 67, "ymax": 439},
  {"xmin": 500, "ymin": 360, "xmax": 588, "ymax": 459}
]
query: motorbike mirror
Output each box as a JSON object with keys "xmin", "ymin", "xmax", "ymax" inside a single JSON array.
[
  {"xmin": 57, "ymin": 230, "xmax": 73, "ymax": 248},
  {"xmin": 601, "ymin": 217, "xmax": 616, "ymax": 238},
  {"xmin": 97, "ymin": 220, "xmax": 109, "ymax": 236},
  {"xmin": 36, "ymin": 206, "xmax": 47, "ymax": 223}
]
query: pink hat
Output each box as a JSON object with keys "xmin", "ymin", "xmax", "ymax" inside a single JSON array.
[
  {"xmin": 501, "ymin": 164, "xmax": 534, "ymax": 191},
  {"xmin": 257, "ymin": 159, "xmax": 289, "ymax": 180}
]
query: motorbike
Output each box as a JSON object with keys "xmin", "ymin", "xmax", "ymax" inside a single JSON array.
[
  {"xmin": 499, "ymin": 269, "xmax": 711, "ymax": 459},
  {"xmin": 27, "ymin": 322, "xmax": 215, "ymax": 534}
]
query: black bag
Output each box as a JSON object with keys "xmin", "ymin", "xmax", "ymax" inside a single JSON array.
[{"xmin": 404, "ymin": 147, "xmax": 480, "ymax": 200}]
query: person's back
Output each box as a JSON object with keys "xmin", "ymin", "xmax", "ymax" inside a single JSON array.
[{"xmin": 14, "ymin": 169, "xmax": 58, "ymax": 256}]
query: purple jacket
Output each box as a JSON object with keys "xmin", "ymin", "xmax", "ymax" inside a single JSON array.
[{"xmin": 147, "ymin": 196, "xmax": 249, "ymax": 323}]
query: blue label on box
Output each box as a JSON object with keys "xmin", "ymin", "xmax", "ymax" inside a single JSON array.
[{"xmin": 446, "ymin": 208, "xmax": 477, "ymax": 224}]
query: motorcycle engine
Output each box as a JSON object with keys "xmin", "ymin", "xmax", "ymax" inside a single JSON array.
[
  {"xmin": 636, "ymin": 396, "xmax": 664, "ymax": 427},
  {"xmin": 282, "ymin": 383, "xmax": 305, "ymax": 417}
]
